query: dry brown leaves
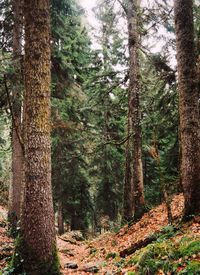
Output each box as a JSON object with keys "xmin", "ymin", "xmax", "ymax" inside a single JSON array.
[
  {"xmin": 0, "ymin": 206, "xmax": 14, "ymax": 270},
  {"xmin": 1, "ymin": 194, "xmax": 200, "ymax": 274},
  {"xmin": 59, "ymin": 194, "xmax": 187, "ymax": 274}
]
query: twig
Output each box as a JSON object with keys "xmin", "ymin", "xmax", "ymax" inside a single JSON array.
[
  {"xmin": 103, "ymin": 132, "xmax": 133, "ymax": 146},
  {"xmin": 116, "ymin": 0, "xmax": 127, "ymax": 14},
  {"xmin": 145, "ymin": 7, "xmax": 173, "ymax": 34}
]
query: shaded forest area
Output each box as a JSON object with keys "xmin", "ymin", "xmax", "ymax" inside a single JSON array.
[{"xmin": 0, "ymin": 0, "xmax": 200, "ymax": 274}]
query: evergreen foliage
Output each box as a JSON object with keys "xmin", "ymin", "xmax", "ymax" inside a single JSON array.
[
  {"xmin": 141, "ymin": 55, "xmax": 179, "ymax": 206},
  {"xmin": 0, "ymin": 0, "xmax": 198, "ymax": 239},
  {"xmin": 51, "ymin": 0, "xmax": 93, "ymax": 232},
  {"xmin": 85, "ymin": 0, "xmax": 127, "ymax": 225}
]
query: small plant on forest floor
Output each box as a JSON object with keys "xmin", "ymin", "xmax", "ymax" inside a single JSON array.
[
  {"xmin": 111, "ymin": 239, "xmax": 117, "ymax": 246},
  {"xmin": 179, "ymin": 239, "xmax": 200, "ymax": 257},
  {"xmin": 114, "ymin": 258, "xmax": 125, "ymax": 268},
  {"xmin": 89, "ymin": 247, "xmax": 97, "ymax": 255},
  {"xmin": 178, "ymin": 260, "xmax": 200, "ymax": 274},
  {"xmin": 127, "ymin": 272, "xmax": 136, "ymax": 275},
  {"xmin": 106, "ymin": 252, "xmax": 117, "ymax": 260}
]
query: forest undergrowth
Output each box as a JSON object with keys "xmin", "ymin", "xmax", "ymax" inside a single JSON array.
[{"xmin": 0, "ymin": 193, "xmax": 200, "ymax": 274}]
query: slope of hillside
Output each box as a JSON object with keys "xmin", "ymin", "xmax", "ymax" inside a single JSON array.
[
  {"xmin": 1, "ymin": 194, "xmax": 200, "ymax": 274},
  {"xmin": 57, "ymin": 194, "xmax": 200, "ymax": 274}
]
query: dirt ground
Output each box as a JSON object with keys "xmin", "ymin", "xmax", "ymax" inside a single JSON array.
[{"xmin": 1, "ymin": 194, "xmax": 200, "ymax": 274}]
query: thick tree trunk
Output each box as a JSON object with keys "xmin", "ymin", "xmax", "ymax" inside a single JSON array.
[
  {"xmin": 8, "ymin": 0, "xmax": 23, "ymax": 234},
  {"xmin": 174, "ymin": 0, "xmax": 200, "ymax": 219},
  {"xmin": 19, "ymin": 0, "xmax": 59, "ymax": 274},
  {"xmin": 123, "ymin": 0, "xmax": 145, "ymax": 222}
]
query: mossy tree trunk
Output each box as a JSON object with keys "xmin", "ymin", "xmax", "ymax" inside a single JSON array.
[
  {"xmin": 19, "ymin": 0, "xmax": 60, "ymax": 273},
  {"xmin": 8, "ymin": 0, "xmax": 24, "ymax": 235},
  {"xmin": 174, "ymin": 0, "xmax": 200, "ymax": 219},
  {"xmin": 123, "ymin": 0, "xmax": 145, "ymax": 222}
]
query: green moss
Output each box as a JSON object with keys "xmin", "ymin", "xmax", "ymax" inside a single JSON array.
[
  {"xmin": 7, "ymin": 211, "xmax": 19, "ymax": 238},
  {"xmin": 179, "ymin": 260, "xmax": 200, "ymax": 274},
  {"xmin": 105, "ymin": 252, "xmax": 117, "ymax": 260},
  {"xmin": 114, "ymin": 258, "xmax": 125, "ymax": 268},
  {"xmin": 125, "ymin": 234, "xmax": 200, "ymax": 275},
  {"xmin": 9, "ymin": 235, "xmax": 60, "ymax": 275},
  {"xmin": 9, "ymin": 235, "xmax": 25, "ymax": 274},
  {"xmin": 47, "ymin": 246, "xmax": 60, "ymax": 275},
  {"xmin": 179, "ymin": 239, "xmax": 200, "ymax": 257},
  {"xmin": 135, "ymin": 245, "xmax": 165, "ymax": 274},
  {"xmin": 89, "ymin": 247, "xmax": 97, "ymax": 255}
]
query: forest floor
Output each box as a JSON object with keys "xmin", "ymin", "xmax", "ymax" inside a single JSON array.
[{"xmin": 0, "ymin": 194, "xmax": 200, "ymax": 274}]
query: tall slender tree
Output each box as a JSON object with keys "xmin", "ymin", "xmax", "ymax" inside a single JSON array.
[
  {"xmin": 8, "ymin": 0, "xmax": 24, "ymax": 234},
  {"xmin": 123, "ymin": 0, "xmax": 145, "ymax": 221},
  {"xmin": 174, "ymin": 0, "xmax": 200, "ymax": 219},
  {"xmin": 18, "ymin": 0, "xmax": 60, "ymax": 273}
]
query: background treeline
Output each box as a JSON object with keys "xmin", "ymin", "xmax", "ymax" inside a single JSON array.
[{"xmin": 0, "ymin": 0, "xmax": 199, "ymax": 236}]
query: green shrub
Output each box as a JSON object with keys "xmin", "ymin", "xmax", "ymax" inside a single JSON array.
[
  {"xmin": 179, "ymin": 260, "xmax": 200, "ymax": 274},
  {"xmin": 179, "ymin": 239, "xmax": 200, "ymax": 257},
  {"xmin": 105, "ymin": 252, "xmax": 117, "ymax": 260}
]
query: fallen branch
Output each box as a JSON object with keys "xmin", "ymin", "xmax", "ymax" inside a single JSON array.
[
  {"xmin": 120, "ymin": 224, "xmax": 180, "ymax": 258},
  {"xmin": 119, "ymin": 235, "xmax": 157, "ymax": 258},
  {"xmin": 58, "ymin": 236, "xmax": 77, "ymax": 245}
]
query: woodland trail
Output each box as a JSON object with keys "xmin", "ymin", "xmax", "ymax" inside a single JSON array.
[
  {"xmin": 1, "ymin": 194, "xmax": 200, "ymax": 274},
  {"xmin": 58, "ymin": 194, "xmax": 200, "ymax": 274}
]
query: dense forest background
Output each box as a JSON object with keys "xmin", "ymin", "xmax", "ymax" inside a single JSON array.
[
  {"xmin": 0, "ymin": 0, "xmax": 181, "ymax": 230},
  {"xmin": 0, "ymin": 0, "xmax": 200, "ymax": 273}
]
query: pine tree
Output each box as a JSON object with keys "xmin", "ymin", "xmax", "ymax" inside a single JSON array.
[
  {"xmin": 86, "ymin": 0, "xmax": 126, "ymax": 227},
  {"xmin": 174, "ymin": 0, "xmax": 200, "ymax": 219},
  {"xmin": 123, "ymin": 0, "xmax": 145, "ymax": 222},
  {"xmin": 51, "ymin": 0, "xmax": 93, "ymax": 234},
  {"xmin": 18, "ymin": 0, "xmax": 60, "ymax": 273},
  {"xmin": 8, "ymin": 0, "xmax": 24, "ymax": 235}
]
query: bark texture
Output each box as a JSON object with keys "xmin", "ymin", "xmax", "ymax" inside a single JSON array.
[
  {"xmin": 174, "ymin": 0, "xmax": 200, "ymax": 219},
  {"xmin": 123, "ymin": 0, "xmax": 145, "ymax": 222},
  {"xmin": 123, "ymin": 107, "xmax": 133, "ymax": 221},
  {"xmin": 20, "ymin": 0, "xmax": 59, "ymax": 273},
  {"xmin": 8, "ymin": 0, "xmax": 24, "ymax": 233}
]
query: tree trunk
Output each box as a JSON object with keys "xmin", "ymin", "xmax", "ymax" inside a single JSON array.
[
  {"xmin": 123, "ymin": 106, "xmax": 133, "ymax": 221},
  {"xmin": 123, "ymin": 0, "xmax": 145, "ymax": 222},
  {"xmin": 8, "ymin": 0, "xmax": 23, "ymax": 235},
  {"xmin": 19, "ymin": 0, "xmax": 59, "ymax": 273},
  {"xmin": 174, "ymin": 0, "xmax": 200, "ymax": 219},
  {"xmin": 57, "ymin": 199, "xmax": 64, "ymax": 235}
]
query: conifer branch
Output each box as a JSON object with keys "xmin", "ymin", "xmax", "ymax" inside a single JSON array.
[
  {"xmin": 116, "ymin": 0, "xmax": 127, "ymax": 14},
  {"xmin": 103, "ymin": 132, "xmax": 133, "ymax": 146}
]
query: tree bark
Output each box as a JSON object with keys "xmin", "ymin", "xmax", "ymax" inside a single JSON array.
[
  {"xmin": 19, "ymin": 0, "xmax": 60, "ymax": 273},
  {"xmin": 123, "ymin": 0, "xmax": 145, "ymax": 222},
  {"xmin": 123, "ymin": 105, "xmax": 133, "ymax": 221},
  {"xmin": 8, "ymin": 0, "xmax": 24, "ymax": 235},
  {"xmin": 174, "ymin": 0, "xmax": 200, "ymax": 219}
]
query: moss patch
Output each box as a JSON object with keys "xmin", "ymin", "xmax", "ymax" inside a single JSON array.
[
  {"xmin": 126, "ymin": 235, "xmax": 200, "ymax": 275},
  {"xmin": 9, "ymin": 235, "xmax": 60, "ymax": 275},
  {"xmin": 179, "ymin": 239, "xmax": 200, "ymax": 257}
]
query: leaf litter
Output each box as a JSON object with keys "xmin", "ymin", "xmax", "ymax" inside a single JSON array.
[{"xmin": 0, "ymin": 194, "xmax": 199, "ymax": 274}]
